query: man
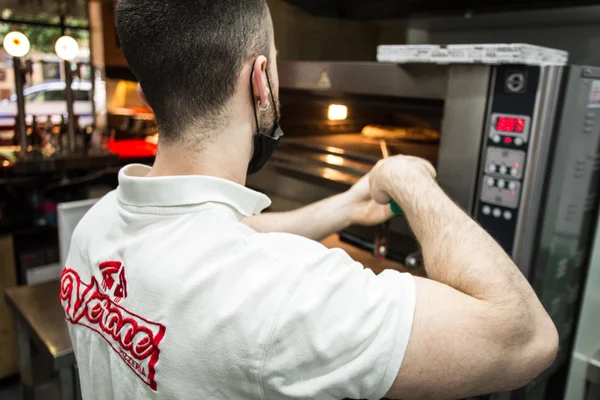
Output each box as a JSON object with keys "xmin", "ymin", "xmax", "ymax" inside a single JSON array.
[{"xmin": 60, "ymin": 0, "xmax": 558, "ymax": 399}]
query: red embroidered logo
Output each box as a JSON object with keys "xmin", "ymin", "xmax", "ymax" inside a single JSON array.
[
  {"xmin": 99, "ymin": 261, "xmax": 128, "ymax": 302},
  {"xmin": 60, "ymin": 267, "xmax": 166, "ymax": 391}
]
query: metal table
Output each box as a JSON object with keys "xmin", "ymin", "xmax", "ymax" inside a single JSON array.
[{"xmin": 5, "ymin": 281, "xmax": 79, "ymax": 400}]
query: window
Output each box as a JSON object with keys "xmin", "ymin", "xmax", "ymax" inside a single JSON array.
[
  {"xmin": 43, "ymin": 90, "xmax": 66, "ymax": 101},
  {"xmin": 74, "ymin": 90, "xmax": 91, "ymax": 101},
  {"xmin": 24, "ymin": 91, "xmax": 45, "ymax": 102},
  {"xmin": 22, "ymin": 89, "xmax": 90, "ymax": 102},
  {"xmin": 42, "ymin": 62, "xmax": 61, "ymax": 81}
]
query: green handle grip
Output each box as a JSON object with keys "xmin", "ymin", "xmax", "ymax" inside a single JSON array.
[{"xmin": 390, "ymin": 201, "xmax": 404, "ymax": 217}]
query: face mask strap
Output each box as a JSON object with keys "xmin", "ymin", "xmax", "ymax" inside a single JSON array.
[
  {"xmin": 249, "ymin": 60, "xmax": 261, "ymax": 135},
  {"xmin": 265, "ymin": 68, "xmax": 279, "ymax": 122}
]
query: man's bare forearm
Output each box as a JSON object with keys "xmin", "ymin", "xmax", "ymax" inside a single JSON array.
[
  {"xmin": 366, "ymin": 157, "xmax": 557, "ymax": 398},
  {"xmin": 391, "ymin": 174, "xmax": 541, "ymax": 310},
  {"xmin": 244, "ymin": 193, "xmax": 353, "ymax": 241}
]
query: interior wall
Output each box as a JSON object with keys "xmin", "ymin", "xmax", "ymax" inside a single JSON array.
[
  {"xmin": 410, "ymin": 26, "xmax": 600, "ymax": 66},
  {"xmin": 94, "ymin": 0, "xmax": 407, "ymax": 71},
  {"xmin": 88, "ymin": 1, "xmax": 105, "ymax": 69},
  {"xmin": 267, "ymin": 0, "xmax": 406, "ymax": 61},
  {"xmin": 377, "ymin": 20, "xmax": 409, "ymax": 46},
  {"xmin": 405, "ymin": 7, "xmax": 600, "ymax": 66},
  {"xmin": 99, "ymin": 1, "xmax": 127, "ymax": 69}
]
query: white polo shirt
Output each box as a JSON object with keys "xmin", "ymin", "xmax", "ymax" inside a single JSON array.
[{"xmin": 60, "ymin": 164, "xmax": 415, "ymax": 400}]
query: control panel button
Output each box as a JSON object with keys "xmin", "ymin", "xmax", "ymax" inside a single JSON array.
[
  {"xmin": 514, "ymin": 138, "xmax": 524, "ymax": 146},
  {"xmin": 481, "ymin": 176, "xmax": 520, "ymax": 209},
  {"xmin": 487, "ymin": 177, "xmax": 495, "ymax": 187},
  {"xmin": 493, "ymin": 208, "xmax": 502, "ymax": 218},
  {"xmin": 510, "ymin": 168, "xmax": 519, "ymax": 177},
  {"xmin": 503, "ymin": 211, "xmax": 513, "ymax": 220},
  {"xmin": 508, "ymin": 181, "xmax": 517, "ymax": 190},
  {"xmin": 485, "ymin": 148, "xmax": 525, "ymax": 180},
  {"xmin": 497, "ymin": 179, "xmax": 506, "ymax": 189},
  {"xmin": 482, "ymin": 206, "xmax": 492, "ymax": 215},
  {"xmin": 506, "ymin": 73, "xmax": 526, "ymax": 93},
  {"xmin": 492, "ymin": 135, "xmax": 501, "ymax": 143}
]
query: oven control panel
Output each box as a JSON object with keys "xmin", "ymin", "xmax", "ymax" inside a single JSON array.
[
  {"xmin": 481, "ymin": 131, "xmax": 528, "ymax": 212},
  {"xmin": 489, "ymin": 113, "xmax": 531, "ymax": 146},
  {"xmin": 474, "ymin": 65, "xmax": 541, "ymax": 255}
]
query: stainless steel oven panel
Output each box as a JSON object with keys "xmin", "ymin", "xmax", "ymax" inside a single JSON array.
[
  {"xmin": 436, "ymin": 65, "xmax": 493, "ymax": 212},
  {"xmin": 278, "ymin": 61, "xmax": 448, "ymax": 100},
  {"xmin": 532, "ymin": 65, "xmax": 600, "ymax": 356},
  {"xmin": 513, "ymin": 66, "xmax": 564, "ymax": 277}
]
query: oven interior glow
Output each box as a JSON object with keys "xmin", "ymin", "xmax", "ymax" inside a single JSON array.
[
  {"xmin": 325, "ymin": 154, "xmax": 344, "ymax": 166},
  {"xmin": 328, "ymin": 104, "xmax": 348, "ymax": 121}
]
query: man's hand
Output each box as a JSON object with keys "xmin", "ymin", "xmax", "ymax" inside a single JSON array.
[
  {"xmin": 344, "ymin": 156, "xmax": 435, "ymax": 227},
  {"xmin": 368, "ymin": 155, "xmax": 437, "ymax": 207},
  {"xmin": 343, "ymin": 174, "xmax": 394, "ymax": 227}
]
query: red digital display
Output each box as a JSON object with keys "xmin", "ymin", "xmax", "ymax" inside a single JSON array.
[{"xmin": 496, "ymin": 117, "xmax": 526, "ymax": 133}]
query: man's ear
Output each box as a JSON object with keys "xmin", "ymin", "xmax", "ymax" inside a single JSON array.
[
  {"xmin": 251, "ymin": 55, "xmax": 269, "ymax": 109},
  {"xmin": 137, "ymin": 83, "xmax": 152, "ymax": 110}
]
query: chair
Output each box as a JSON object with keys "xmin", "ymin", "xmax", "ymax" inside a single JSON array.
[{"xmin": 57, "ymin": 199, "xmax": 99, "ymax": 267}]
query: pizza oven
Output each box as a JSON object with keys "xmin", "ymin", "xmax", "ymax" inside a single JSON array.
[{"xmin": 248, "ymin": 50, "xmax": 600, "ymax": 399}]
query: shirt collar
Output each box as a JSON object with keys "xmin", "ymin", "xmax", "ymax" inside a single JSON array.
[{"xmin": 116, "ymin": 164, "xmax": 271, "ymax": 217}]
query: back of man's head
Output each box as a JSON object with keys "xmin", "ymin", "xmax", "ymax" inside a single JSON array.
[{"xmin": 116, "ymin": 0, "xmax": 272, "ymax": 144}]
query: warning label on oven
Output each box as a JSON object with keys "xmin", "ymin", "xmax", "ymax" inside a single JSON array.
[{"xmin": 589, "ymin": 80, "xmax": 600, "ymax": 108}]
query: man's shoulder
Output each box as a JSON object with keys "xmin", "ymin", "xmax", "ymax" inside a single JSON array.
[
  {"xmin": 246, "ymin": 231, "xmax": 356, "ymax": 271},
  {"xmin": 251, "ymin": 231, "xmax": 328, "ymax": 255},
  {"xmin": 71, "ymin": 191, "xmax": 118, "ymax": 238},
  {"xmin": 74, "ymin": 190, "xmax": 117, "ymax": 225}
]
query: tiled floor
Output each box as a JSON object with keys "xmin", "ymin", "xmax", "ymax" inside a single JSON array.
[{"xmin": 0, "ymin": 376, "xmax": 61, "ymax": 400}]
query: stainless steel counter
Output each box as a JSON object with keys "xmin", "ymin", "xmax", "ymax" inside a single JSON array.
[
  {"xmin": 5, "ymin": 280, "xmax": 79, "ymax": 400},
  {"xmin": 5, "ymin": 281, "xmax": 72, "ymax": 368}
]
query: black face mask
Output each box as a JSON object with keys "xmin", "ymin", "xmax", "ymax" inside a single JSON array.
[{"xmin": 247, "ymin": 62, "xmax": 284, "ymax": 175}]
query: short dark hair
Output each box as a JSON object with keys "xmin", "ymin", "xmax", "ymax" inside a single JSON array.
[{"xmin": 116, "ymin": 0, "xmax": 271, "ymax": 144}]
